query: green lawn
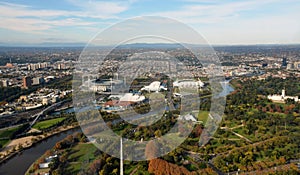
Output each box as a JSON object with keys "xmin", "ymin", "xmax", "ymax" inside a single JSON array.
[
  {"xmin": 0, "ymin": 126, "xmax": 21, "ymax": 138},
  {"xmin": 0, "ymin": 126, "xmax": 22, "ymax": 147},
  {"xmin": 197, "ymin": 111, "xmax": 209, "ymax": 124},
  {"xmin": 32, "ymin": 117, "xmax": 66, "ymax": 130},
  {"xmin": 66, "ymin": 143, "xmax": 98, "ymax": 174},
  {"xmin": 0, "ymin": 139, "xmax": 10, "ymax": 147}
]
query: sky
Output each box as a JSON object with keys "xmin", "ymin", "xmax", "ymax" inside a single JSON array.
[{"xmin": 0, "ymin": 0, "xmax": 300, "ymax": 45}]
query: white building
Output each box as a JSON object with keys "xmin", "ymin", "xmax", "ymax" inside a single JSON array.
[
  {"xmin": 25, "ymin": 103, "xmax": 42, "ymax": 110},
  {"xmin": 1, "ymin": 80, "xmax": 9, "ymax": 87},
  {"xmin": 140, "ymin": 81, "xmax": 167, "ymax": 92},
  {"xmin": 119, "ymin": 93, "xmax": 145, "ymax": 102},
  {"xmin": 82, "ymin": 79, "xmax": 123, "ymax": 92},
  {"xmin": 42, "ymin": 98, "xmax": 49, "ymax": 105},
  {"xmin": 268, "ymin": 89, "xmax": 299, "ymax": 103},
  {"xmin": 39, "ymin": 155, "xmax": 58, "ymax": 169},
  {"xmin": 39, "ymin": 162, "xmax": 50, "ymax": 169},
  {"xmin": 173, "ymin": 79, "xmax": 204, "ymax": 89},
  {"xmin": 178, "ymin": 114, "xmax": 197, "ymax": 122}
]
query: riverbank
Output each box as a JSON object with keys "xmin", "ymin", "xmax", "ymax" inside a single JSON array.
[
  {"xmin": 0, "ymin": 124, "xmax": 79, "ymax": 165},
  {"xmin": 53, "ymin": 102, "xmax": 73, "ymax": 112},
  {"xmin": 228, "ymin": 78, "xmax": 241, "ymax": 89}
]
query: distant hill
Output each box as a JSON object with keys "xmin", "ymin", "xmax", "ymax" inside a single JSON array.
[{"xmin": 117, "ymin": 43, "xmax": 185, "ymax": 49}]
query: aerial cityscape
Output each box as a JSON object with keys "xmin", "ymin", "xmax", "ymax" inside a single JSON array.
[{"xmin": 0, "ymin": 0, "xmax": 300, "ymax": 175}]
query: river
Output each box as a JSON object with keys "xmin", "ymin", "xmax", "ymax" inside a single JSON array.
[
  {"xmin": 0, "ymin": 128, "xmax": 80, "ymax": 175},
  {"xmin": 219, "ymin": 80, "xmax": 235, "ymax": 97},
  {"xmin": 0, "ymin": 80, "xmax": 234, "ymax": 175}
]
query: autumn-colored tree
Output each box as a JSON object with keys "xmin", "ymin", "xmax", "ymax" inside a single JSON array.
[
  {"xmin": 154, "ymin": 130, "xmax": 162, "ymax": 138},
  {"xmin": 33, "ymin": 163, "xmax": 39, "ymax": 171},
  {"xmin": 145, "ymin": 140, "xmax": 160, "ymax": 159},
  {"xmin": 65, "ymin": 135, "xmax": 74, "ymax": 144},
  {"xmin": 89, "ymin": 159, "xmax": 103, "ymax": 173},
  {"xmin": 148, "ymin": 158, "xmax": 194, "ymax": 175},
  {"xmin": 37, "ymin": 158, "xmax": 45, "ymax": 164},
  {"xmin": 45, "ymin": 150, "xmax": 53, "ymax": 157},
  {"xmin": 59, "ymin": 154, "xmax": 67, "ymax": 163},
  {"xmin": 192, "ymin": 125, "xmax": 202, "ymax": 138},
  {"xmin": 197, "ymin": 167, "xmax": 217, "ymax": 175},
  {"xmin": 55, "ymin": 142, "xmax": 62, "ymax": 150}
]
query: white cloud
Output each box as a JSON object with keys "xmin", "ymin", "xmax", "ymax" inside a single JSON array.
[
  {"xmin": 150, "ymin": 0, "xmax": 300, "ymax": 44},
  {"xmin": 0, "ymin": 2, "xmax": 72, "ymax": 18},
  {"xmin": 197, "ymin": 15, "xmax": 300, "ymax": 44},
  {"xmin": 66, "ymin": 0, "xmax": 129, "ymax": 18},
  {"xmin": 1, "ymin": 0, "xmax": 300, "ymax": 44},
  {"xmin": 0, "ymin": 1, "xmax": 131, "ymax": 19},
  {"xmin": 0, "ymin": 1, "xmax": 131, "ymax": 33},
  {"xmin": 155, "ymin": 0, "xmax": 286, "ymax": 24}
]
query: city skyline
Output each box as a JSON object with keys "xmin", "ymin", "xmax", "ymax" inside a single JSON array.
[{"xmin": 0, "ymin": 0, "xmax": 300, "ymax": 46}]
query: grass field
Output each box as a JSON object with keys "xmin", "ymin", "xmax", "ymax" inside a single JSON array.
[
  {"xmin": 32, "ymin": 117, "xmax": 66, "ymax": 130},
  {"xmin": 0, "ymin": 126, "xmax": 21, "ymax": 138},
  {"xmin": 0, "ymin": 139, "xmax": 9, "ymax": 147},
  {"xmin": 66, "ymin": 143, "xmax": 98, "ymax": 174},
  {"xmin": 197, "ymin": 111, "xmax": 209, "ymax": 124},
  {"xmin": 0, "ymin": 126, "xmax": 22, "ymax": 147}
]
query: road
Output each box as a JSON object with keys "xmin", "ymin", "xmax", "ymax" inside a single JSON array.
[
  {"xmin": 185, "ymin": 150, "xmax": 224, "ymax": 175},
  {"xmin": 212, "ymin": 136, "xmax": 289, "ymax": 158},
  {"xmin": 186, "ymin": 150, "xmax": 300, "ymax": 175},
  {"xmin": 228, "ymin": 159, "xmax": 300, "ymax": 175}
]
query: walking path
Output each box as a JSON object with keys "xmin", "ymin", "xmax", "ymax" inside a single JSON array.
[{"xmin": 220, "ymin": 124, "xmax": 252, "ymax": 143}]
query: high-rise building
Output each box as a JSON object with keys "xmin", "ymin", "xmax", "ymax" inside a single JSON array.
[
  {"xmin": 23, "ymin": 76, "xmax": 32, "ymax": 88},
  {"xmin": 282, "ymin": 57, "xmax": 287, "ymax": 67},
  {"xmin": 262, "ymin": 63, "xmax": 268, "ymax": 68},
  {"xmin": 32, "ymin": 77, "xmax": 45, "ymax": 85}
]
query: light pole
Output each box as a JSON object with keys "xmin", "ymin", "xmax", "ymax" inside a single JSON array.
[
  {"xmin": 120, "ymin": 138, "xmax": 123, "ymax": 175},
  {"xmin": 236, "ymin": 168, "xmax": 240, "ymax": 175}
]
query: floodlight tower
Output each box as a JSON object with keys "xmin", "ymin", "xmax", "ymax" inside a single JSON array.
[{"xmin": 120, "ymin": 138, "xmax": 123, "ymax": 175}]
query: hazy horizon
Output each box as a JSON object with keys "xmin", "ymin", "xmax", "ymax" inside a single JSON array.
[
  {"xmin": 1, "ymin": 0, "xmax": 300, "ymax": 45},
  {"xmin": 1, "ymin": 42, "xmax": 300, "ymax": 48}
]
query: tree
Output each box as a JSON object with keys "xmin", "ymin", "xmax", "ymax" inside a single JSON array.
[
  {"xmin": 191, "ymin": 125, "xmax": 202, "ymax": 138},
  {"xmin": 154, "ymin": 130, "xmax": 162, "ymax": 138},
  {"xmin": 145, "ymin": 140, "xmax": 160, "ymax": 159},
  {"xmin": 89, "ymin": 159, "xmax": 103, "ymax": 173},
  {"xmin": 45, "ymin": 150, "xmax": 53, "ymax": 157},
  {"xmin": 49, "ymin": 157, "xmax": 59, "ymax": 170},
  {"xmin": 99, "ymin": 164, "xmax": 111, "ymax": 175},
  {"xmin": 148, "ymin": 158, "xmax": 193, "ymax": 175},
  {"xmin": 55, "ymin": 142, "xmax": 62, "ymax": 150},
  {"xmin": 33, "ymin": 163, "xmax": 39, "ymax": 171},
  {"xmin": 59, "ymin": 153, "xmax": 67, "ymax": 163}
]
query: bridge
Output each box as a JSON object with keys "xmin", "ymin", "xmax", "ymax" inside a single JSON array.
[{"xmin": 29, "ymin": 101, "xmax": 64, "ymax": 127}]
